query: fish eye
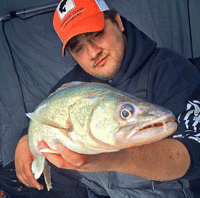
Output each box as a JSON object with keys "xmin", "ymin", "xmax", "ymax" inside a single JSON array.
[{"xmin": 120, "ymin": 104, "xmax": 135, "ymax": 120}]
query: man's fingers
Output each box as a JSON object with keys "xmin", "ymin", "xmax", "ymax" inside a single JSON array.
[
  {"xmin": 14, "ymin": 135, "xmax": 43, "ymax": 190},
  {"xmin": 40, "ymin": 151, "xmax": 78, "ymax": 170},
  {"xmin": 38, "ymin": 141, "xmax": 49, "ymax": 150},
  {"xmin": 16, "ymin": 169, "xmax": 43, "ymax": 190},
  {"xmin": 23, "ymin": 171, "xmax": 43, "ymax": 190},
  {"xmin": 15, "ymin": 154, "xmax": 43, "ymax": 190},
  {"xmin": 38, "ymin": 141, "xmax": 88, "ymax": 167},
  {"xmin": 17, "ymin": 173, "xmax": 42, "ymax": 190},
  {"xmin": 38, "ymin": 141, "xmax": 67, "ymax": 168},
  {"xmin": 57, "ymin": 143, "xmax": 89, "ymax": 166}
]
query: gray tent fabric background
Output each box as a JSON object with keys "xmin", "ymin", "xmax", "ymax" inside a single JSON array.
[{"xmin": 0, "ymin": 0, "xmax": 200, "ymax": 167}]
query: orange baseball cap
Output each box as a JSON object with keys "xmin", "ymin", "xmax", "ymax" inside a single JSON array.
[{"xmin": 53, "ymin": 0, "xmax": 110, "ymax": 56}]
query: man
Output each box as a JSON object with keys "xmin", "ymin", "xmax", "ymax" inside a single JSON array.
[{"xmin": 15, "ymin": 0, "xmax": 200, "ymax": 197}]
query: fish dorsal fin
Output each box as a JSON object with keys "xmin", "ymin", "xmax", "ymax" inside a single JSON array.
[{"xmin": 48, "ymin": 81, "xmax": 84, "ymax": 97}]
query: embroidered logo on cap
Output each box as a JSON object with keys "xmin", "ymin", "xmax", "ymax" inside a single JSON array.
[
  {"xmin": 95, "ymin": 0, "xmax": 110, "ymax": 11},
  {"xmin": 58, "ymin": 0, "xmax": 76, "ymax": 20}
]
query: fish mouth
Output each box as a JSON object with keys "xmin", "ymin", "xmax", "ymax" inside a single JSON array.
[
  {"xmin": 137, "ymin": 118, "xmax": 175, "ymax": 132},
  {"xmin": 125, "ymin": 116, "xmax": 177, "ymax": 145}
]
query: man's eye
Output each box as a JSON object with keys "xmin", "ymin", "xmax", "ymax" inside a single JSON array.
[
  {"xmin": 75, "ymin": 46, "xmax": 83, "ymax": 53},
  {"xmin": 94, "ymin": 30, "xmax": 104, "ymax": 38}
]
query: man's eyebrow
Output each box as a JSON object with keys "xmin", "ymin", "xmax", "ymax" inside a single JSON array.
[
  {"xmin": 67, "ymin": 29, "xmax": 104, "ymax": 51},
  {"xmin": 67, "ymin": 36, "xmax": 80, "ymax": 51},
  {"xmin": 85, "ymin": 32, "xmax": 95, "ymax": 37},
  {"xmin": 85, "ymin": 29, "xmax": 104, "ymax": 37},
  {"xmin": 67, "ymin": 34, "xmax": 92, "ymax": 51},
  {"xmin": 69, "ymin": 41, "xmax": 79, "ymax": 51}
]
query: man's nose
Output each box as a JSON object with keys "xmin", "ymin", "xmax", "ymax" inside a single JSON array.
[{"xmin": 86, "ymin": 41, "xmax": 102, "ymax": 59}]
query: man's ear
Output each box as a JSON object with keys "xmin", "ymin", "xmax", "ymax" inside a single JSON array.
[{"xmin": 115, "ymin": 14, "xmax": 125, "ymax": 32}]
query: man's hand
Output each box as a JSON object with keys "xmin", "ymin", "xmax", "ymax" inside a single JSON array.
[
  {"xmin": 14, "ymin": 135, "xmax": 43, "ymax": 190},
  {"xmin": 38, "ymin": 141, "xmax": 121, "ymax": 172}
]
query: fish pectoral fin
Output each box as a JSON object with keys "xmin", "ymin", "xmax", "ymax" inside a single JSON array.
[
  {"xmin": 31, "ymin": 154, "xmax": 45, "ymax": 180},
  {"xmin": 43, "ymin": 160, "xmax": 52, "ymax": 191},
  {"xmin": 40, "ymin": 148, "xmax": 59, "ymax": 154},
  {"xmin": 26, "ymin": 112, "xmax": 34, "ymax": 119},
  {"xmin": 32, "ymin": 154, "xmax": 52, "ymax": 191},
  {"xmin": 26, "ymin": 112, "xmax": 44, "ymax": 123}
]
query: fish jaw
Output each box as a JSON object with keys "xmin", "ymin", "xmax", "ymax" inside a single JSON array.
[
  {"xmin": 124, "ymin": 116, "xmax": 177, "ymax": 146},
  {"xmin": 88, "ymin": 95, "xmax": 177, "ymax": 147}
]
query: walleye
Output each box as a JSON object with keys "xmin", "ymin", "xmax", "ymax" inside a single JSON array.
[{"xmin": 27, "ymin": 82, "xmax": 177, "ymax": 190}]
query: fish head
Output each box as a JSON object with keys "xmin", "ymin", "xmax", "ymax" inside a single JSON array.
[{"xmin": 90, "ymin": 93, "xmax": 178, "ymax": 149}]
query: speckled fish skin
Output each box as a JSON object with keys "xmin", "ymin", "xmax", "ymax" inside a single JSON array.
[{"xmin": 27, "ymin": 81, "xmax": 178, "ymax": 190}]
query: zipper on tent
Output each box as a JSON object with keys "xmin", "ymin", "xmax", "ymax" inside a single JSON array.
[
  {"xmin": 187, "ymin": 0, "xmax": 194, "ymax": 59},
  {"xmin": 0, "ymin": 3, "xmax": 58, "ymax": 22},
  {"xmin": 1, "ymin": 22, "xmax": 29, "ymax": 116}
]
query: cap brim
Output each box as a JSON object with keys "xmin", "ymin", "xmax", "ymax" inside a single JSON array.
[{"xmin": 62, "ymin": 12, "xmax": 105, "ymax": 56}]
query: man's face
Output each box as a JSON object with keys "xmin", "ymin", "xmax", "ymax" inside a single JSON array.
[{"xmin": 67, "ymin": 14, "xmax": 126, "ymax": 80}]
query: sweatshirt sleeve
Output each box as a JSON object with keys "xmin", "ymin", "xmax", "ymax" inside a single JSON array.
[
  {"xmin": 168, "ymin": 84, "xmax": 200, "ymax": 179},
  {"xmin": 150, "ymin": 50, "xmax": 200, "ymax": 180}
]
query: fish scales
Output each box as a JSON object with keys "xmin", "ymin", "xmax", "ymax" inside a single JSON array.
[{"xmin": 27, "ymin": 81, "xmax": 178, "ymax": 190}]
